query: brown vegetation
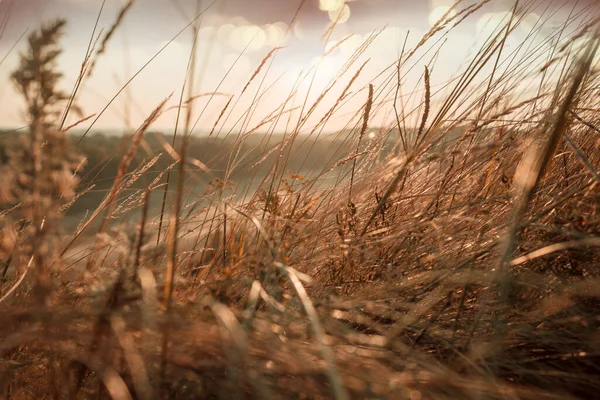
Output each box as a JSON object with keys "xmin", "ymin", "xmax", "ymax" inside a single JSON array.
[{"xmin": 1, "ymin": 1, "xmax": 600, "ymax": 399}]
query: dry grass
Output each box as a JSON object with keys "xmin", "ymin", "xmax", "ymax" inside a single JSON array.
[{"xmin": 1, "ymin": 1, "xmax": 600, "ymax": 399}]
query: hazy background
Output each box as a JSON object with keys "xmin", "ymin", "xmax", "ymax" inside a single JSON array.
[{"xmin": 0, "ymin": 0, "xmax": 596, "ymax": 134}]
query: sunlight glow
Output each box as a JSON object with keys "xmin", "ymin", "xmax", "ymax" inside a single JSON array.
[
  {"xmin": 293, "ymin": 22, "xmax": 306, "ymax": 40},
  {"xmin": 428, "ymin": 6, "xmax": 456, "ymax": 27},
  {"xmin": 0, "ymin": 0, "xmax": 585, "ymax": 133},
  {"xmin": 264, "ymin": 22, "xmax": 291, "ymax": 46},
  {"xmin": 521, "ymin": 13, "xmax": 541, "ymax": 34},
  {"xmin": 319, "ymin": 0, "xmax": 345, "ymax": 12},
  {"xmin": 156, "ymin": 40, "xmax": 185, "ymax": 68},
  {"xmin": 328, "ymin": 4, "xmax": 351, "ymax": 24},
  {"xmin": 326, "ymin": 26, "xmax": 409, "ymax": 62},
  {"xmin": 230, "ymin": 25, "xmax": 267, "ymax": 52},
  {"xmin": 476, "ymin": 12, "xmax": 512, "ymax": 37},
  {"xmin": 218, "ymin": 24, "xmax": 235, "ymax": 46},
  {"xmin": 222, "ymin": 53, "xmax": 251, "ymax": 74},
  {"xmin": 310, "ymin": 56, "xmax": 338, "ymax": 84}
]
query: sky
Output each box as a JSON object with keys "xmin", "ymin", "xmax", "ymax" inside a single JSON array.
[{"xmin": 0, "ymin": 0, "xmax": 598, "ymax": 134}]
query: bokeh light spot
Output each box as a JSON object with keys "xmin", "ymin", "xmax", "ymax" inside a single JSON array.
[
  {"xmin": 328, "ymin": 4, "xmax": 351, "ymax": 24},
  {"xmin": 428, "ymin": 6, "xmax": 456, "ymax": 27},
  {"xmin": 319, "ymin": 0, "xmax": 345, "ymax": 12}
]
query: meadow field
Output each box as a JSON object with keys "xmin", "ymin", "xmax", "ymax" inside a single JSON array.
[{"xmin": 0, "ymin": 0, "xmax": 599, "ymax": 398}]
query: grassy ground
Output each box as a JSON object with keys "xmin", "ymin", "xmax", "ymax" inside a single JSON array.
[{"xmin": 1, "ymin": 1, "xmax": 600, "ymax": 399}]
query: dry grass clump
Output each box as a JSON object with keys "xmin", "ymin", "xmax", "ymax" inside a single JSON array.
[
  {"xmin": 1, "ymin": 1, "xmax": 600, "ymax": 399},
  {"xmin": 1, "ymin": 19, "xmax": 84, "ymax": 307}
]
